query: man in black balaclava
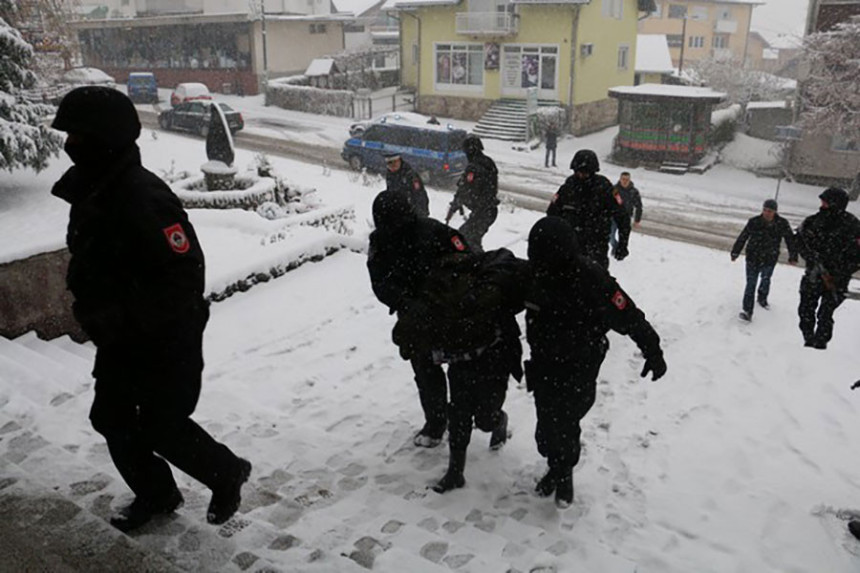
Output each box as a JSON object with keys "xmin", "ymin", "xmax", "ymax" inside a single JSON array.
[
  {"xmin": 524, "ymin": 216, "xmax": 666, "ymax": 508},
  {"xmin": 51, "ymin": 86, "xmax": 251, "ymax": 532},
  {"xmin": 445, "ymin": 134, "xmax": 499, "ymax": 252},
  {"xmin": 548, "ymin": 149, "xmax": 630, "ymax": 269},
  {"xmin": 796, "ymin": 187, "xmax": 860, "ymax": 349}
]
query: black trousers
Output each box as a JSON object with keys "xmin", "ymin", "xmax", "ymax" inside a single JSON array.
[
  {"xmin": 410, "ymin": 353, "xmax": 448, "ymax": 436},
  {"xmin": 445, "ymin": 341, "xmax": 512, "ymax": 451},
  {"xmin": 527, "ymin": 341, "xmax": 607, "ymax": 470},
  {"xmin": 460, "ymin": 204, "xmax": 499, "ymax": 253},
  {"xmin": 798, "ymin": 271, "xmax": 848, "ymax": 344},
  {"xmin": 89, "ymin": 324, "xmax": 241, "ymax": 503}
]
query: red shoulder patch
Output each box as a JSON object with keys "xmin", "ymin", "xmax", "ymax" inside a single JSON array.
[
  {"xmin": 466, "ymin": 172, "xmax": 475, "ymax": 183},
  {"xmin": 163, "ymin": 223, "xmax": 190, "ymax": 254},
  {"xmin": 451, "ymin": 236, "xmax": 466, "ymax": 252},
  {"xmin": 611, "ymin": 290, "xmax": 627, "ymax": 310},
  {"xmin": 413, "ymin": 178, "xmax": 421, "ymax": 191}
]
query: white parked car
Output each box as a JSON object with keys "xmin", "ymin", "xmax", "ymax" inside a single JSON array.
[
  {"xmin": 348, "ymin": 112, "xmax": 439, "ymax": 137},
  {"xmin": 170, "ymin": 82, "xmax": 213, "ymax": 108},
  {"xmin": 60, "ymin": 67, "xmax": 116, "ymax": 89}
]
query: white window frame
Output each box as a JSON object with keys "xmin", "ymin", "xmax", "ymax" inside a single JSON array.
[
  {"xmin": 718, "ymin": 7, "xmax": 732, "ymax": 20},
  {"xmin": 688, "ymin": 36, "xmax": 704, "ymax": 48},
  {"xmin": 602, "ymin": 0, "xmax": 623, "ymax": 19},
  {"xmin": 434, "ymin": 43, "xmax": 484, "ymax": 92},
  {"xmin": 617, "ymin": 44, "xmax": 630, "ymax": 70},
  {"xmin": 712, "ymin": 35, "xmax": 729, "ymax": 49},
  {"xmin": 690, "ymin": 6, "xmax": 708, "ymax": 21},
  {"xmin": 832, "ymin": 135, "xmax": 860, "ymax": 153},
  {"xmin": 650, "ymin": 1, "xmax": 662, "ymax": 17},
  {"xmin": 668, "ymin": 4, "xmax": 686, "ymax": 19}
]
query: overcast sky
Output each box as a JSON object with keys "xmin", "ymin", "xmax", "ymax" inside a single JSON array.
[{"xmin": 750, "ymin": 0, "xmax": 810, "ymax": 48}]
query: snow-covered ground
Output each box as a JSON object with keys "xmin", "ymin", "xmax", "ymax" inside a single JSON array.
[{"xmin": 2, "ymin": 106, "xmax": 860, "ymax": 572}]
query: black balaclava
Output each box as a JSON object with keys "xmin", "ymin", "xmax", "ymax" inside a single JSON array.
[
  {"xmin": 527, "ymin": 216, "xmax": 580, "ymax": 274},
  {"xmin": 372, "ymin": 190, "xmax": 417, "ymax": 230}
]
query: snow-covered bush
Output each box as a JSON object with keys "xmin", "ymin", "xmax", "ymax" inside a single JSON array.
[{"xmin": 0, "ymin": 2, "xmax": 64, "ymax": 173}]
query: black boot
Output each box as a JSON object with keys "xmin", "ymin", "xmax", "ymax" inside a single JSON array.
[
  {"xmin": 433, "ymin": 448, "xmax": 466, "ymax": 493},
  {"xmin": 535, "ymin": 467, "xmax": 556, "ymax": 497},
  {"xmin": 554, "ymin": 469, "xmax": 574, "ymax": 509},
  {"xmin": 849, "ymin": 520, "xmax": 860, "ymax": 541},
  {"xmin": 207, "ymin": 458, "xmax": 252, "ymax": 525},
  {"xmin": 489, "ymin": 411, "xmax": 509, "ymax": 451},
  {"xmin": 110, "ymin": 488, "xmax": 184, "ymax": 533}
]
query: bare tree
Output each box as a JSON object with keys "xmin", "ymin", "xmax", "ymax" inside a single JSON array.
[
  {"xmin": 690, "ymin": 57, "xmax": 794, "ymax": 107},
  {"xmin": 799, "ymin": 20, "xmax": 860, "ymax": 142}
]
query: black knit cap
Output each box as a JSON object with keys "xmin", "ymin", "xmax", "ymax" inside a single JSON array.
[
  {"xmin": 763, "ymin": 199, "xmax": 778, "ymax": 211},
  {"xmin": 819, "ymin": 187, "xmax": 849, "ymax": 212},
  {"xmin": 528, "ymin": 216, "xmax": 580, "ymax": 270},
  {"xmin": 372, "ymin": 190, "xmax": 416, "ymax": 229},
  {"xmin": 52, "ymin": 86, "xmax": 141, "ymax": 148}
]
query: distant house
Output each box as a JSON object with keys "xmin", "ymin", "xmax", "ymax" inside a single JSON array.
[
  {"xmin": 305, "ymin": 58, "xmax": 340, "ymax": 88},
  {"xmin": 789, "ymin": 0, "xmax": 860, "ymax": 188},
  {"xmin": 384, "ymin": 0, "xmax": 656, "ymax": 136},
  {"xmin": 638, "ymin": 0, "xmax": 763, "ymax": 68},
  {"xmin": 71, "ymin": 0, "xmax": 349, "ymax": 95},
  {"xmin": 743, "ymin": 100, "xmax": 793, "ymax": 140},
  {"xmin": 635, "ymin": 35, "xmax": 674, "ymax": 85}
]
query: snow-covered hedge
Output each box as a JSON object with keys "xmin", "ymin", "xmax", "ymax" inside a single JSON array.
[
  {"xmin": 266, "ymin": 82, "xmax": 353, "ymax": 117},
  {"xmin": 172, "ymin": 174, "xmax": 277, "ymax": 210},
  {"xmin": 261, "ymin": 205, "xmax": 356, "ymax": 244}
]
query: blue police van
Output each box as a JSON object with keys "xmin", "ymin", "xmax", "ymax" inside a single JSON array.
[
  {"xmin": 341, "ymin": 118, "xmax": 468, "ymax": 185},
  {"xmin": 127, "ymin": 72, "xmax": 159, "ymax": 104}
]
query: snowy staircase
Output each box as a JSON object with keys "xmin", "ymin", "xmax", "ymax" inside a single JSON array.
[
  {"xmin": 0, "ymin": 332, "xmax": 636, "ymax": 572},
  {"xmin": 473, "ymin": 99, "xmax": 563, "ymax": 142},
  {"xmin": 659, "ymin": 161, "xmax": 690, "ymax": 175}
]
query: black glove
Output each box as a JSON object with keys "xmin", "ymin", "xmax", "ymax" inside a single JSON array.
[
  {"xmin": 641, "ymin": 353, "xmax": 667, "ymax": 381},
  {"xmin": 730, "ymin": 253, "xmax": 739, "ymax": 262},
  {"xmin": 614, "ymin": 245, "xmax": 629, "ymax": 261},
  {"xmin": 851, "ymin": 380, "xmax": 860, "ymax": 391}
]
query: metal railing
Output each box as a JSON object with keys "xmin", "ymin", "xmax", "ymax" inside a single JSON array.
[{"xmin": 455, "ymin": 12, "xmax": 518, "ymax": 35}]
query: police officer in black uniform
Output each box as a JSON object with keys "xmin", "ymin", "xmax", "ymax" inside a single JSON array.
[
  {"xmin": 548, "ymin": 150, "xmax": 630, "ymax": 269},
  {"xmin": 367, "ymin": 191, "xmax": 467, "ymax": 448},
  {"xmin": 524, "ymin": 216, "xmax": 666, "ymax": 508},
  {"xmin": 446, "ymin": 134, "xmax": 499, "ymax": 252},
  {"xmin": 51, "ymin": 86, "xmax": 251, "ymax": 532},
  {"xmin": 796, "ymin": 187, "xmax": 860, "ymax": 349},
  {"xmin": 385, "ymin": 153, "xmax": 430, "ymax": 218}
]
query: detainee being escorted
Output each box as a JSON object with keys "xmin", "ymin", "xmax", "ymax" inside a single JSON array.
[
  {"xmin": 524, "ymin": 216, "xmax": 666, "ymax": 508},
  {"xmin": 51, "ymin": 86, "xmax": 252, "ymax": 532},
  {"xmin": 609, "ymin": 172, "xmax": 643, "ymax": 256},
  {"xmin": 730, "ymin": 198, "xmax": 798, "ymax": 322}
]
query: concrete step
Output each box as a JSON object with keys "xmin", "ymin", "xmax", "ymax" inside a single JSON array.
[
  {"xmin": 15, "ymin": 332, "xmax": 93, "ymax": 373},
  {"xmin": 51, "ymin": 335, "xmax": 96, "ymax": 363},
  {"xmin": 0, "ymin": 459, "xmax": 181, "ymax": 572},
  {"xmin": 0, "ymin": 336, "xmax": 80, "ymax": 388}
]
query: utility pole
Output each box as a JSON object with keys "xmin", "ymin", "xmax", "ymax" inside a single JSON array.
[
  {"xmin": 261, "ymin": 0, "xmax": 269, "ymax": 90},
  {"xmin": 678, "ymin": 14, "xmax": 688, "ymax": 74}
]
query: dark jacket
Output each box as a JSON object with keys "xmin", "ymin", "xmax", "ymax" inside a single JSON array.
[
  {"xmin": 385, "ymin": 160, "xmax": 429, "ymax": 218},
  {"xmin": 52, "ymin": 146, "xmax": 208, "ymax": 349},
  {"xmin": 797, "ymin": 209, "xmax": 860, "ymax": 278},
  {"xmin": 525, "ymin": 256, "xmax": 662, "ymax": 364},
  {"xmin": 545, "ymin": 129, "xmax": 558, "ymax": 150},
  {"xmin": 368, "ymin": 216, "xmax": 470, "ymax": 315},
  {"xmin": 547, "ymin": 173, "xmax": 630, "ymax": 267},
  {"xmin": 611, "ymin": 182, "xmax": 643, "ymax": 222},
  {"xmin": 731, "ymin": 214, "xmax": 798, "ymax": 266},
  {"xmin": 451, "ymin": 152, "xmax": 499, "ymax": 213}
]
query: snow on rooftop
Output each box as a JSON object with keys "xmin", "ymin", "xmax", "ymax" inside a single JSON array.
[
  {"xmin": 381, "ymin": 0, "xmax": 458, "ymax": 10},
  {"xmin": 305, "ymin": 58, "xmax": 337, "ymax": 77},
  {"xmin": 332, "ymin": 0, "xmax": 383, "ymax": 16},
  {"xmin": 609, "ymin": 83, "xmax": 727, "ymax": 101},
  {"xmin": 636, "ymin": 35, "xmax": 674, "ymax": 74},
  {"xmin": 746, "ymin": 100, "xmax": 791, "ymax": 110}
]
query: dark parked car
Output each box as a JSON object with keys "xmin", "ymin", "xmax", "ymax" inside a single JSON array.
[{"xmin": 158, "ymin": 101, "xmax": 244, "ymax": 136}]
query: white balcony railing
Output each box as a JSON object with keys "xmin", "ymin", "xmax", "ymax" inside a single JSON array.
[
  {"xmin": 714, "ymin": 19, "xmax": 738, "ymax": 34},
  {"xmin": 455, "ymin": 12, "xmax": 518, "ymax": 35}
]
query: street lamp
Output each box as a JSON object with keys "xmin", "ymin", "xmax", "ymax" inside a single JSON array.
[{"xmin": 678, "ymin": 13, "xmax": 688, "ymax": 74}]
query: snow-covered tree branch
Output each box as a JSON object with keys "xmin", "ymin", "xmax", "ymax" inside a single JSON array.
[
  {"xmin": 799, "ymin": 20, "xmax": 860, "ymax": 142},
  {"xmin": 0, "ymin": 0, "xmax": 64, "ymax": 173},
  {"xmin": 690, "ymin": 57, "xmax": 794, "ymax": 107}
]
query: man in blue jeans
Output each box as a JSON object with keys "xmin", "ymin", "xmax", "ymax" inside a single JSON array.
[{"xmin": 731, "ymin": 199, "xmax": 798, "ymax": 321}]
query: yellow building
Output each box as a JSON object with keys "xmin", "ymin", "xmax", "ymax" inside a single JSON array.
[
  {"xmin": 638, "ymin": 0, "xmax": 762, "ymax": 69},
  {"xmin": 387, "ymin": 0, "xmax": 654, "ymax": 135}
]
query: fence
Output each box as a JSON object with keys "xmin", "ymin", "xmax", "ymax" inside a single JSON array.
[{"xmin": 352, "ymin": 86, "xmax": 416, "ymax": 120}]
